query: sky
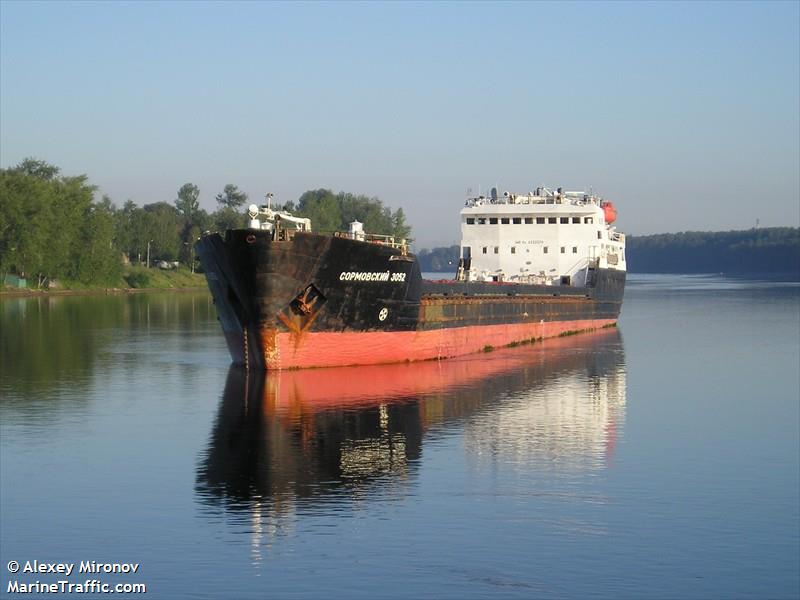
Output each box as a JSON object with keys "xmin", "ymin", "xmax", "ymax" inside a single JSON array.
[{"xmin": 1, "ymin": 1, "xmax": 798, "ymax": 249}]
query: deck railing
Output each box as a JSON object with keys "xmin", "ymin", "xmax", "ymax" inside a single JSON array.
[{"xmin": 333, "ymin": 231, "xmax": 410, "ymax": 252}]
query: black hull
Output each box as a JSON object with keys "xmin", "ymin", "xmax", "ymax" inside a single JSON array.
[{"xmin": 196, "ymin": 230, "xmax": 625, "ymax": 369}]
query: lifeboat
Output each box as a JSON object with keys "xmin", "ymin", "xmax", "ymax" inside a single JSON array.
[{"xmin": 601, "ymin": 201, "xmax": 617, "ymax": 224}]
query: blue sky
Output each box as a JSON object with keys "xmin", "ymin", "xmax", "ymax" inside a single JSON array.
[{"xmin": 1, "ymin": 1, "xmax": 798, "ymax": 248}]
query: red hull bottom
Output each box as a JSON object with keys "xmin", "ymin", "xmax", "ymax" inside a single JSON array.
[{"xmin": 227, "ymin": 318, "xmax": 617, "ymax": 370}]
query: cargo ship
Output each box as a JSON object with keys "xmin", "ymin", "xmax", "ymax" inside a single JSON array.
[{"xmin": 195, "ymin": 186, "xmax": 626, "ymax": 370}]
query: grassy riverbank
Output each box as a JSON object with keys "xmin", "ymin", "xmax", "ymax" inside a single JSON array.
[
  {"xmin": 1, "ymin": 266, "xmax": 207, "ymax": 296},
  {"xmin": 120, "ymin": 266, "xmax": 207, "ymax": 290}
]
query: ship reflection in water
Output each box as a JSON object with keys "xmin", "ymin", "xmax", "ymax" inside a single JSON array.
[{"xmin": 195, "ymin": 328, "xmax": 626, "ymax": 546}]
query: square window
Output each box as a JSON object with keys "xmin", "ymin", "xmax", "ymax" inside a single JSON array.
[
  {"xmin": 501, "ymin": 217, "xmax": 510, "ymax": 224},
  {"xmin": 584, "ymin": 217, "xmax": 593, "ymax": 224},
  {"xmin": 525, "ymin": 217, "xmax": 534, "ymax": 224},
  {"xmin": 560, "ymin": 217, "xmax": 569, "ymax": 224},
  {"xmin": 548, "ymin": 217, "xmax": 557, "ymax": 224},
  {"xmin": 466, "ymin": 217, "xmax": 475, "ymax": 225},
  {"xmin": 490, "ymin": 218, "xmax": 498, "ymax": 224},
  {"xmin": 536, "ymin": 217, "xmax": 545, "ymax": 224},
  {"xmin": 478, "ymin": 218, "xmax": 486, "ymax": 224},
  {"xmin": 572, "ymin": 217, "xmax": 581, "ymax": 224},
  {"xmin": 513, "ymin": 217, "xmax": 521, "ymax": 224}
]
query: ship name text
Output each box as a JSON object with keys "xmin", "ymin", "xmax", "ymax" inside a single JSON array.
[{"xmin": 339, "ymin": 271, "xmax": 406, "ymax": 283}]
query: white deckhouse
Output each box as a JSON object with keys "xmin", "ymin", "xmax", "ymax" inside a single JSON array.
[{"xmin": 456, "ymin": 187, "xmax": 626, "ymax": 286}]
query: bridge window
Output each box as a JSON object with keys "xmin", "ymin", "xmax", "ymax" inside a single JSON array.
[
  {"xmin": 501, "ymin": 217, "xmax": 510, "ymax": 224},
  {"xmin": 466, "ymin": 217, "xmax": 475, "ymax": 225},
  {"xmin": 536, "ymin": 217, "xmax": 545, "ymax": 224},
  {"xmin": 572, "ymin": 217, "xmax": 581, "ymax": 224},
  {"xmin": 489, "ymin": 218, "xmax": 498, "ymax": 224},
  {"xmin": 560, "ymin": 217, "xmax": 569, "ymax": 224},
  {"xmin": 548, "ymin": 217, "xmax": 557, "ymax": 224},
  {"xmin": 513, "ymin": 217, "xmax": 521, "ymax": 224}
]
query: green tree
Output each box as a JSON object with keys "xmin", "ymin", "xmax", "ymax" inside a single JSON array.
[
  {"xmin": 173, "ymin": 183, "xmax": 213, "ymax": 267},
  {"xmin": 215, "ymin": 184, "xmax": 248, "ymax": 209},
  {"xmin": 0, "ymin": 159, "xmax": 121, "ymax": 286},
  {"xmin": 179, "ymin": 224, "xmax": 202, "ymax": 271},
  {"xmin": 47, "ymin": 174, "xmax": 95, "ymax": 281},
  {"xmin": 391, "ymin": 207, "xmax": 411, "ymax": 241},
  {"xmin": 212, "ymin": 206, "xmax": 245, "ymax": 232},
  {"xmin": 296, "ymin": 189, "xmax": 343, "ymax": 233},
  {"xmin": 292, "ymin": 189, "xmax": 412, "ymax": 239},
  {"xmin": 13, "ymin": 157, "xmax": 61, "ymax": 181},
  {"xmin": 114, "ymin": 199, "xmax": 139, "ymax": 262},
  {"xmin": 75, "ymin": 195, "xmax": 120, "ymax": 284},
  {"xmin": 0, "ymin": 166, "xmax": 51, "ymax": 279},
  {"xmin": 175, "ymin": 183, "xmax": 200, "ymax": 221},
  {"xmin": 143, "ymin": 202, "xmax": 181, "ymax": 262}
]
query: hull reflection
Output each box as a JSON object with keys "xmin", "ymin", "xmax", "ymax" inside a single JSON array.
[{"xmin": 196, "ymin": 328, "xmax": 626, "ymax": 522}]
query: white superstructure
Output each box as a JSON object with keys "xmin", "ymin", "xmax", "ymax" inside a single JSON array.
[{"xmin": 457, "ymin": 187, "xmax": 626, "ymax": 286}]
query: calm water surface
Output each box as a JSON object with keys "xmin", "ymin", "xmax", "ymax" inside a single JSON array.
[{"xmin": 1, "ymin": 276, "xmax": 798, "ymax": 599}]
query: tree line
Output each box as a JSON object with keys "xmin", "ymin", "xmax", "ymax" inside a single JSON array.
[
  {"xmin": 0, "ymin": 159, "xmax": 412, "ymax": 287},
  {"xmin": 626, "ymin": 228, "xmax": 800, "ymax": 275},
  {"xmin": 416, "ymin": 245, "xmax": 459, "ymax": 273},
  {"xmin": 283, "ymin": 188, "xmax": 411, "ymax": 240}
]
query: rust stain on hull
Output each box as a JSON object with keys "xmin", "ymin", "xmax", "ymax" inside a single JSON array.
[{"xmin": 259, "ymin": 326, "xmax": 280, "ymax": 370}]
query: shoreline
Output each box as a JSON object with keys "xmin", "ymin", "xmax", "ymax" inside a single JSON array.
[{"xmin": 0, "ymin": 286, "xmax": 209, "ymax": 299}]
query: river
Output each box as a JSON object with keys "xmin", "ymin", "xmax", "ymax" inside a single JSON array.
[{"xmin": 1, "ymin": 275, "xmax": 798, "ymax": 599}]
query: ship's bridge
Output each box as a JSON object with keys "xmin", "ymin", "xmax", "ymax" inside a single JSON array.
[{"xmin": 458, "ymin": 187, "xmax": 626, "ymax": 285}]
